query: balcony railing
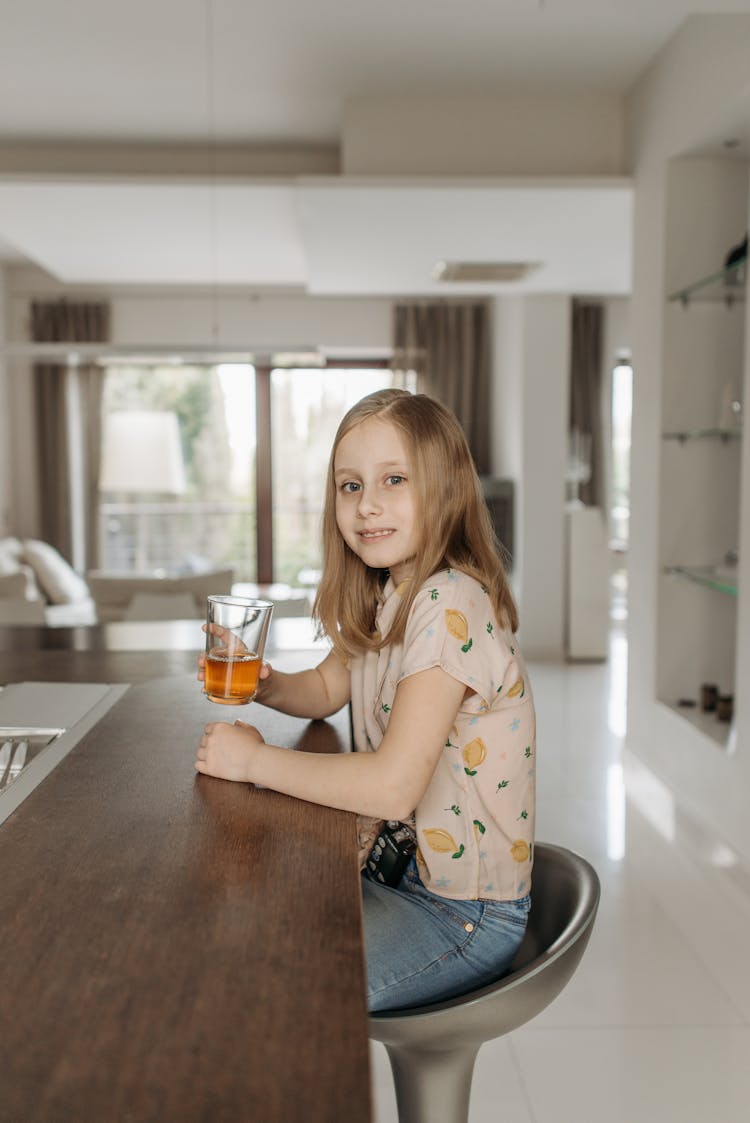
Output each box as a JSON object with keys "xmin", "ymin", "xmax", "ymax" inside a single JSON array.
[{"xmin": 98, "ymin": 501, "xmax": 258, "ymax": 579}]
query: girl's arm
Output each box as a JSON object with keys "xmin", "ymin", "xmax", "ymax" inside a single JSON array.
[
  {"xmin": 196, "ymin": 664, "xmax": 467, "ymax": 821},
  {"xmin": 254, "ymin": 648, "xmax": 351, "ymax": 719}
]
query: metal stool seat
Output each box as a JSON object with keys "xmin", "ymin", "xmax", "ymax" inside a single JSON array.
[{"xmin": 369, "ymin": 842, "xmax": 600, "ymax": 1123}]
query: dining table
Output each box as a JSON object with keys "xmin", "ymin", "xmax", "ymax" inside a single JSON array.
[{"xmin": 0, "ymin": 620, "xmax": 372, "ymax": 1122}]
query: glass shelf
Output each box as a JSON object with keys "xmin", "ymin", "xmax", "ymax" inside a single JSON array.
[
  {"xmin": 664, "ymin": 565, "xmax": 738, "ymax": 596},
  {"xmin": 662, "ymin": 427, "xmax": 742, "ymax": 442},
  {"xmin": 668, "ymin": 258, "xmax": 746, "ymax": 305}
]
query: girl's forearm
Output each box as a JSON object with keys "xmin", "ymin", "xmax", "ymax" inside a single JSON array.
[
  {"xmin": 199, "ymin": 667, "xmax": 458, "ymax": 817},
  {"xmin": 249, "ymin": 742, "xmax": 408, "ymax": 821}
]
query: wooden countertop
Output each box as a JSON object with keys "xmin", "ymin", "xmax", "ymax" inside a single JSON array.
[{"xmin": 0, "ymin": 641, "xmax": 371, "ymax": 1123}]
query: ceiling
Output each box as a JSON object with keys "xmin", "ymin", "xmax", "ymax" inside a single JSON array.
[
  {"xmin": 0, "ymin": 1, "xmax": 745, "ymax": 296},
  {"xmin": 0, "ymin": 178, "xmax": 632, "ymax": 295}
]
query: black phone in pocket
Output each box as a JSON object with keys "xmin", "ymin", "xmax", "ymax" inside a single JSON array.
[{"xmin": 366, "ymin": 823, "xmax": 416, "ymax": 887}]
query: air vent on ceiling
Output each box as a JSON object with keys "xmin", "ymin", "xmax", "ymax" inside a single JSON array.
[{"xmin": 432, "ymin": 261, "xmax": 542, "ymax": 283}]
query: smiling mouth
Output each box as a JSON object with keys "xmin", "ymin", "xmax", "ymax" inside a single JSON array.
[{"xmin": 359, "ymin": 529, "xmax": 394, "ymax": 540}]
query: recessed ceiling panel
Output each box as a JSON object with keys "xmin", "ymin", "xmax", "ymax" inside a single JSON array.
[
  {"xmin": 297, "ymin": 180, "xmax": 633, "ymax": 295},
  {"xmin": 0, "ymin": 181, "xmax": 309, "ymax": 285},
  {"xmin": 0, "ymin": 177, "xmax": 632, "ymax": 295}
]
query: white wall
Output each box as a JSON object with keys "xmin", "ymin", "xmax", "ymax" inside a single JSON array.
[
  {"xmin": 492, "ymin": 294, "xmax": 570, "ymax": 659},
  {"xmin": 5, "ymin": 266, "xmax": 394, "ymax": 352},
  {"xmin": 492, "ymin": 297, "xmax": 524, "ymax": 482},
  {"xmin": 112, "ymin": 290, "xmax": 394, "ymax": 353},
  {"xmin": 493, "ymin": 295, "xmax": 526, "ymax": 614},
  {"xmin": 0, "ymin": 265, "xmax": 10, "ymax": 535},
  {"xmin": 602, "ymin": 296, "xmax": 631, "ymax": 366},
  {"xmin": 599, "ymin": 295, "xmax": 632, "ymax": 540},
  {"xmin": 342, "ymin": 94, "xmax": 626, "ymax": 176},
  {"xmin": 626, "ymin": 14, "xmax": 750, "ymax": 859}
]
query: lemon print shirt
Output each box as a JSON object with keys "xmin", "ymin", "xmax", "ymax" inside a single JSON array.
[{"xmin": 350, "ymin": 568, "xmax": 536, "ymax": 902}]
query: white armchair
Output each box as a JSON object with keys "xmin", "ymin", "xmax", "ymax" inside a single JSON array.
[{"xmin": 87, "ymin": 569, "xmax": 235, "ymax": 623}]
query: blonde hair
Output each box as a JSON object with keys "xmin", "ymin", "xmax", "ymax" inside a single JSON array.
[{"xmin": 313, "ymin": 389, "xmax": 518, "ymax": 658}]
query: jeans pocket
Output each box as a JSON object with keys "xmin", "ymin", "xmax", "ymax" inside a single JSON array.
[{"xmin": 482, "ymin": 895, "xmax": 530, "ymax": 930}]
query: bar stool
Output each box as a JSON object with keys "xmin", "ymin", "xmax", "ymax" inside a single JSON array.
[{"xmin": 369, "ymin": 842, "xmax": 600, "ymax": 1123}]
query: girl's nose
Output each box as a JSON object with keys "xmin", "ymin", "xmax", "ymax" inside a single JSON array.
[{"xmin": 356, "ymin": 485, "xmax": 382, "ymax": 517}]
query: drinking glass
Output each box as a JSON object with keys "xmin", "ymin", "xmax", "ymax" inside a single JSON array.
[{"xmin": 204, "ymin": 596, "xmax": 274, "ymax": 705}]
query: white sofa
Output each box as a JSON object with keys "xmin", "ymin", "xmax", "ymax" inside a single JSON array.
[
  {"xmin": 0, "ymin": 537, "xmax": 97, "ymax": 626},
  {"xmin": 0, "ymin": 537, "xmax": 311, "ymax": 627}
]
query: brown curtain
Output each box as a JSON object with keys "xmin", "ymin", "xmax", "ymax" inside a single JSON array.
[
  {"xmin": 392, "ymin": 301, "xmax": 491, "ymax": 474},
  {"xmin": 78, "ymin": 365, "xmax": 106, "ymax": 568},
  {"xmin": 31, "ymin": 299, "xmax": 109, "ymax": 569},
  {"xmin": 569, "ymin": 301, "xmax": 603, "ymax": 507},
  {"xmin": 32, "ymin": 363, "xmax": 71, "ymax": 556}
]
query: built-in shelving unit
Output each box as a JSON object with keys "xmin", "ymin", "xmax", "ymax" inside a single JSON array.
[{"xmin": 657, "ymin": 156, "xmax": 748, "ymax": 752}]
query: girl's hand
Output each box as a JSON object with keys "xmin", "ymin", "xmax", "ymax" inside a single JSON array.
[
  {"xmin": 195, "ymin": 720, "xmax": 266, "ymax": 782},
  {"xmin": 252, "ymin": 660, "xmax": 273, "ymax": 701},
  {"xmin": 197, "ymin": 621, "xmax": 231, "ymax": 684},
  {"xmin": 197, "ymin": 622, "xmax": 273, "ymax": 687}
]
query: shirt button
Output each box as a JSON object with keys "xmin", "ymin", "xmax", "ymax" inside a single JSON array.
[{"xmin": 464, "ymin": 922, "xmax": 474, "ymax": 933}]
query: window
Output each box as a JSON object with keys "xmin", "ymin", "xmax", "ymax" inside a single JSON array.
[
  {"xmin": 99, "ymin": 362, "xmax": 257, "ymax": 578},
  {"xmin": 98, "ymin": 360, "xmax": 403, "ymax": 585},
  {"xmin": 610, "ymin": 356, "xmax": 633, "ymax": 550},
  {"xmin": 609, "ymin": 355, "xmax": 633, "ymax": 624},
  {"xmin": 270, "ymin": 367, "xmax": 400, "ymax": 586}
]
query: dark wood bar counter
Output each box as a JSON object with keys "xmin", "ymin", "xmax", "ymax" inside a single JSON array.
[{"xmin": 0, "ymin": 630, "xmax": 372, "ymax": 1122}]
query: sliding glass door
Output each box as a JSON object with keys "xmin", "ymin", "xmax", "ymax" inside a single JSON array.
[
  {"xmin": 99, "ymin": 362, "xmax": 257, "ymax": 579},
  {"xmin": 98, "ymin": 360, "xmax": 401, "ymax": 585}
]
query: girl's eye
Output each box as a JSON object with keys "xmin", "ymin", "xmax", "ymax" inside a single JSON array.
[
  {"xmin": 340, "ymin": 481, "xmax": 360, "ymax": 494},
  {"xmin": 386, "ymin": 475, "xmax": 406, "ymax": 486}
]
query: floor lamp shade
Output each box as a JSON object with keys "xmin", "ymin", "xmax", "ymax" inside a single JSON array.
[{"xmin": 99, "ymin": 411, "xmax": 186, "ymax": 494}]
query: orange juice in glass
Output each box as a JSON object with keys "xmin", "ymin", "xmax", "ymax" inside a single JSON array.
[{"xmin": 204, "ymin": 596, "xmax": 274, "ymax": 705}]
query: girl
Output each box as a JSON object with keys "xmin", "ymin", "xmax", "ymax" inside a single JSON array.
[{"xmin": 196, "ymin": 389, "xmax": 535, "ymax": 1012}]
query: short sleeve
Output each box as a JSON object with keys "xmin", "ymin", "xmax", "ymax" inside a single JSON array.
[{"xmin": 397, "ymin": 571, "xmax": 516, "ymax": 708}]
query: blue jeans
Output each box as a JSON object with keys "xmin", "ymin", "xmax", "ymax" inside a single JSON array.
[{"xmin": 362, "ymin": 854, "xmax": 531, "ymax": 1012}]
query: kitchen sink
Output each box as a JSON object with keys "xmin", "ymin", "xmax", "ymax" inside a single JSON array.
[{"xmin": 0, "ymin": 682, "xmax": 129, "ymax": 826}]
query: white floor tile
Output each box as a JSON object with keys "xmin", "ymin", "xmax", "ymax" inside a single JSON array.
[
  {"xmin": 529, "ymin": 869, "xmax": 743, "ymax": 1027},
  {"xmin": 619, "ymin": 798, "xmax": 750, "ymax": 1022},
  {"xmin": 470, "ymin": 1038, "xmax": 535, "ymax": 1123},
  {"xmin": 512, "ymin": 1026, "xmax": 750, "ymax": 1123}
]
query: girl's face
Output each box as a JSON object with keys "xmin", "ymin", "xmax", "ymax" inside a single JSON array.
[{"xmin": 333, "ymin": 415, "xmax": 419, "ymax": 585}]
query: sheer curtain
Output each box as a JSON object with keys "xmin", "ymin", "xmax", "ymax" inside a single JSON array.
[
  {"xmin": 569, "ymin": 300, "xmax": 604, "ymax": 507},
  {"xmin": 31, "ymin": 300, "xmax": 109, "ymax": 570},
  {"xmin": 392, "ymin": 301, "xmax": 491, "ymax": 473}
]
